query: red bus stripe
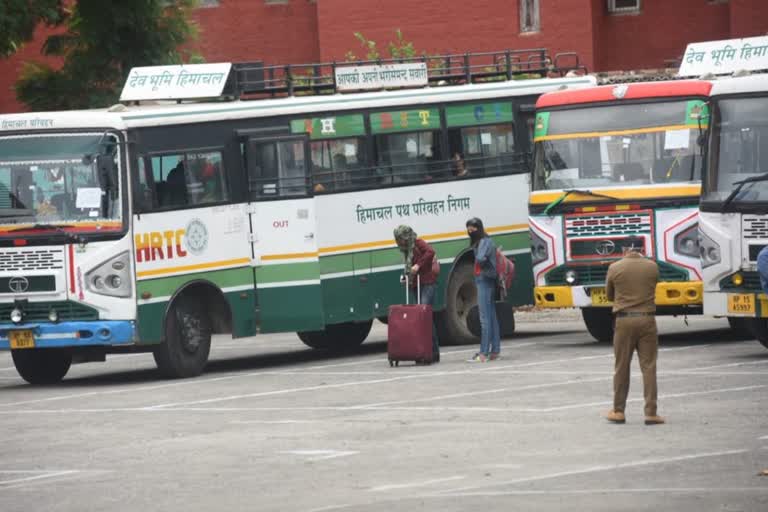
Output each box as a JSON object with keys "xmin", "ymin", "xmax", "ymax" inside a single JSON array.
[{"xmin": 68, "ymin": 244, "xmax": 75, "ymax": 294}]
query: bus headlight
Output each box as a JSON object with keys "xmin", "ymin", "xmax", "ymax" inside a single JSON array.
[
  {"xmin": 10, "ymin": 308, "xmax": 23, "ymax": 324},
  {"xmin": 674, "ymin": 224, "xmax": 700, "ymax": 258},
  {"xmin": 531, "ymin": 230, "xmax": 549, "ymax": 266},
  {"xmin": 85, "ymin": 251, "xmax": 132, "ymax": 298},
  {"xmin": 698, "ymin": 230, "xmax": 721, "ymax": 269},
  {"xmin": 565, "ymin": 270, "xmax": 578, "ymax": 285}
]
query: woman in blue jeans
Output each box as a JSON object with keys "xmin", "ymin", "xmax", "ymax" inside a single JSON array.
[{"xmin": 466, "ymin": 217, "xmax": 500, "ymax": 362}]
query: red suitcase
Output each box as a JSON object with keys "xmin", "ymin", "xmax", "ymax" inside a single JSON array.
[{"xmin": 387, "ymin": 276, "xmax": 434, "ymax": 367}]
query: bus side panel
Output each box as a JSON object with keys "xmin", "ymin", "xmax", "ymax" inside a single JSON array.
[
  {"xmin": 133, "ymin": 206, "xmax": 254, "ymax": 343},
  {"xmin": 256, "ymin": 263, "xmax": 324, "ymax": 333},
  {"xmin": 315, "ymin": 174, "xmax": 532, "ymax": 322}
]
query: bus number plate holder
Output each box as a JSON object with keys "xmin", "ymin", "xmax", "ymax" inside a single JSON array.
[
  {"xmin": 727, "ymin": 293, "xmax": 755, "ymax": 315},
  {"xmin": 9, "ymin": 330, "xmax": 35, "ymax": 350},
  {"xmin": 590, "ymin": 288, "xmax": 611, "ymax": 306}
]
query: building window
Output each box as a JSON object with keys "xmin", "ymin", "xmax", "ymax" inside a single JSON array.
[
  {"xmin": 520, "ymin": 0, "xmax": 540, "ymax": 33},
  {"xmin": 607, "ymin": 0, "xmax": 641, "ymax": 13}
]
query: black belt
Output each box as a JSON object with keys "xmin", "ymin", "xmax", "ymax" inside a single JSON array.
[{"xmin": 616, "ymin": 311, "xmax": 655, "ymax": 318}]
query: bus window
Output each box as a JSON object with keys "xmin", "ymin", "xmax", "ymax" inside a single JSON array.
[
  {"xmin": 246, "ymin": 138, "xmax": 309, "ymax": 198},
  {"xmin": 147, "ymin": 150, "xmax": 228, "ymax": 209},
  {"xmin": 375, "ymin": 131, "xmax": 441, "ymax": 184},
  {"xmin": 309, "ymin": 137, "xmax": 366, "ymax": 192},
  {"xmin": 448, "ymin": 123, "xmax": 516, "ymax": 176}
]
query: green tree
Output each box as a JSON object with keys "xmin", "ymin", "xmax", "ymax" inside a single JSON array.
[
  {"xmin": 16, "ymin": 0, "xmax": 199, "ymax": 111},
  {"xmin": 345, "ymin": 30, "xmax": 419, "ymax": 62},
  {"xmin": 0, "ymin": 0, "xmax": 64, "ymax": 58}
]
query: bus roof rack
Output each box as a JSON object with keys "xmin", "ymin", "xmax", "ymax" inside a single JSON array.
[{"xmin": 231, "ymin": 49, "xmax": 587, "ymax": 99}]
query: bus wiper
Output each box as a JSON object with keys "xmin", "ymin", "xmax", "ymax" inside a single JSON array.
[
  {"xmin": 7, "ymin": 223, "xmax": 83, "ymax": 243},
  {"xmin": 544, "ymin": 189, "xmax": 619, "ymax": 215},
  {"xmin": 720, "ymin": 172, "xmax": 768, "ymax": 212}
]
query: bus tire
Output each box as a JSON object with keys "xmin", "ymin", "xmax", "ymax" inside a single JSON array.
[
  {"xmin": 153, "ymin": 297, "xmax": 212, "ymax": 379},
  {"xmin": 11, "ymin": 348, "xmax": 72, "ymax": 385},
  {"xmin": 467, "ymin": 302, "xmax": 516, "ymax": 338},
  {"xmin": 746, "ymin": 318, "xmax": 768, "ymax": 349},
  {"xmin": 440, "ymin": 262, "xmax": 479, "ymax": 346},
  {"xmin": 298, "ymin": 320, "xmax": 373, "ymax": 351},
  {"xmin": 727, "ymin": 317, "xmax": 754, "ymax": 339},
  {"xmin": 582, "ymin": 307, "xmax": 614, "ymax": 343},
  {"xmin": 377, "ymin": 315, "xmax": 389, "ymax": 325},
  {"xmin": 297, "ymin": 330, "xmax": 332, "ymax": 349}
]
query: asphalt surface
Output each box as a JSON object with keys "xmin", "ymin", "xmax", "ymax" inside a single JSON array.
[{"xmin": 0, "ymin": 316, "xmax": 767, "ymax": 512}]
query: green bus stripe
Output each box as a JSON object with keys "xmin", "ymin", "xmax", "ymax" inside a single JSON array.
[{"xmin": 137, "ymin": 266, "xmax": 252, "ymax": 297}]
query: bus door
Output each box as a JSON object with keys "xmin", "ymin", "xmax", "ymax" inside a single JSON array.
[{"xmin": 244, "ymin": 135, "xmax": 325, "ymax": 333}]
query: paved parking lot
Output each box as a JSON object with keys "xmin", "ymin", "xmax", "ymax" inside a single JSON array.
[{"xmin": 1, "ymin": 316, "xmax": 767, "ymax": 512}]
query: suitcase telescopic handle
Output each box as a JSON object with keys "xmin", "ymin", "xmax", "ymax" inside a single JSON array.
[{"xmin": 404, "ymin": 273, "xmax": 420, "ymax": 305}]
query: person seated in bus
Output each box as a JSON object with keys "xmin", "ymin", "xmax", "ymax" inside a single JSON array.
[
  {"xmin": 199, "ymin": 162, "xmax": 224, "ymax": 203},
  {"xmin": 333, "ymin": 153, "xmax": 350, "ymax": 188},
  {"xmin": 163, "ymin": 161, "xmax": 188, "ymax": 207},
  {"xmin": 452, "ymin": 152, "xmax": 468, "ymax": 178}
]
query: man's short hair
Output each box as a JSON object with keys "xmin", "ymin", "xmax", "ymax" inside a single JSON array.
[{"xmin": 625, "ymin": 236, "xmax": 643, "ymax": 252}]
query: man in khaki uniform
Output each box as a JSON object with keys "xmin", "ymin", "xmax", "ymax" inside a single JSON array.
[{"xmin": 604, "ymin": 236, "xmax": 665, "ymax": 425}]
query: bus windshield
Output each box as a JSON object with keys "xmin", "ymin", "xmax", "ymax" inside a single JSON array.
[
  {"xmin": 703, "ymin": 96, "xmax": 768, "ymax": 204},
  {"xmin": 0, "ymin": 133, "xmax": 122, "ymax": 235},
  {"xmin": 533, "ymin": 100, "xmax": 706, "ymax": 191}
]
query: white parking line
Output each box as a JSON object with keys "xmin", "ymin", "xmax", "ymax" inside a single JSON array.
[
  {"xmin": 439, "ymin": 449, "xmax": 749, "ymax": 495},
  {"xmin": 347, "ymin": 376, "xmax": 611, "ymax": 409},
  {"xmin": 533, "ymin": 384, "xmax": 767, "ymax": 412},
  {"xmin": 370, "ymin": 476, "xmax": 466, "ymax": 492},
  {"xmin": 439, "ymin": 487, "xmax": 766, "ymax": 497},
  {"xmin": 0, "ymin": 470, "xmax": 80, "ymax": 486}
]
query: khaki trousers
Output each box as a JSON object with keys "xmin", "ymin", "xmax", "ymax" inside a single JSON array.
[{"xmin": 613, "ymin": 316, "xmax": 658, "ymax": 417}]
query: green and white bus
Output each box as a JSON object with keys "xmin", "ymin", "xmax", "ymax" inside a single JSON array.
[{"xmin": 0, "ymin": 51, "xmax": 594, "ymax": 383}]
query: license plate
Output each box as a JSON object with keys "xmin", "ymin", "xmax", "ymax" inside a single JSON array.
[
  {"xmin": 9, "ymin": 330, "xmax": 35, "ymax": 350},
  {"xmin": 728, "ymin": 293, "xmax": 755, "ymax": 315},
  {"xmin": 591, "ymin": 288, "xmax": 612, "ymax": 306}
]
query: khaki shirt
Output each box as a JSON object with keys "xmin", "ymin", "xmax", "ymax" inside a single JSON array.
[{"xmin": 606, "ymin": 252, "xmax": 659, "ymax": 313}]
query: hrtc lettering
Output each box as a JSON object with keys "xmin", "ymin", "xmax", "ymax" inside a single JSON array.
[{"xmin": 135, "ymin": 229, "xmax": 186, "ymax": 262}]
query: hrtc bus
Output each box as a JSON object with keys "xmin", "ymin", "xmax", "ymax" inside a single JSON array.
[
  {"xmin": 700, "ymin": 74, "xmax": 768, "ymax": 348},
  {"xmin": 0, "ymin": 50, "xmax": 595, "ymax": 383},
  {"xmin": 529, "ymin": 80, "xmax": 715, "ymax": 342}
]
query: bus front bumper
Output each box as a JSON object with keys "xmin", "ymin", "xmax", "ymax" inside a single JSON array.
[
  {"xmin": 534, "ymin": 281, "xmax": 703, "ymax": 309},
  {"xmin": 0, "ymin": 321, "xmax": 136, "ymax": 350}
]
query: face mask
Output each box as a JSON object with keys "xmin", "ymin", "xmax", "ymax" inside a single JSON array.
[{"xmin": 469, "ymin": 231, "xmax": 481, "ymax": 242}]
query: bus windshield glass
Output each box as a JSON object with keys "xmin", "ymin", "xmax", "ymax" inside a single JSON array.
[
  {"xmin": 533, "ymin": 100, "xmax": 706, "ymax": 191},
  {"xmin": 0, "ymin": 133, "xmax": 122, "ymax": 235},
  {"xmin": 704, "ymin": 96, "xmax": 768, "ymax": 204}
]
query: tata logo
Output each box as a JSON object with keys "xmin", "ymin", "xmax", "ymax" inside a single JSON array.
[
  {"xmin": 595, "ymin": 240, "xmax": 616, "ymax": 256},
  {"xmin": 612, "ymin": 84, "xmax": 629, "ymax": 99},
  {"xmin": 8, "ymin": 276, "xmax": 30, "ymax": 293}
]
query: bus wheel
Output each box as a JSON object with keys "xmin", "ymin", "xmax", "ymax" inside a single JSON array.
[
  {"xmin": 582, "ymin": 307, "xmax": 614, "ymax": 343},
  {"xmin": 727, "ymin": 317, "xmax": 754, "ymax": 339},
  {"xmin": 334, "ymin": 320, "xmax": 373, "ymax": 349},
  {"xmin": 298, "ymin": 320, "xmax": 373, "ymax": 351},
  {"xmin": 11, "ymin": 348, "xmax": 72, "ymax": 385},
  {"xmin": 377, "ymin": 315, "xmax": 389, "ymax": 325},
  {"xmin": 440, "ymin": 262, "xmax": 479, "ymax": 345},
  {"xmin": 746, "ymin": 319, "xmax": 768, "ymax": 349},
  {"xmin": 153, "ymin": 297, "xmax": 212, "ymax": 378},
  {"xmin": 297, "ymin": 330, "xmax": 332, "ymax": 349}
]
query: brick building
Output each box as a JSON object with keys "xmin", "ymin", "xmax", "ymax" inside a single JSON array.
[{"xmin": 0, "ymin": 0, "xmax": 766, "ymax": 113}]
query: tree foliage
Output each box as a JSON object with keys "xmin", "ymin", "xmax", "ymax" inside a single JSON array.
[
  {"xmin": 0, "ymin": 0, "xmax": 64, "ymax": 58},
  {"xmin": 16, "ymin": 0, "xmax": 199, "ymax": 111},
  {"xmin": 345, "ymin": 30, "xmax": 419, "ymax": 62}
]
